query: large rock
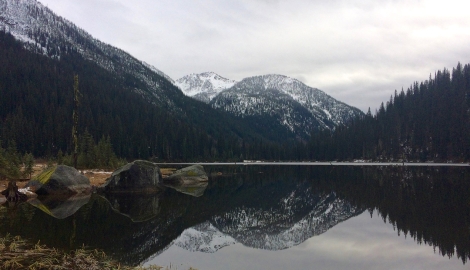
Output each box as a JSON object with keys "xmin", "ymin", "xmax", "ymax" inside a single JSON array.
[
  {"xmin": 99, "ymin": 160, "xmax": 162, "ymax": 193},
  {"xmin": 163, "ymin": 165, "xmax": 208, "ymax": 185},
  {"xmin": 26, "ymin": 165, "xmax": 91, "ymax": 195}
]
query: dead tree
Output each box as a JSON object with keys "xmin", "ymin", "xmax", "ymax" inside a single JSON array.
[
  {"xmin": 1, "ymin": 181, "xmax": 27, "ymax": 204},
  {"xmin": 72, "ymin": 75, "xmax": 81, "ymax": 168}
]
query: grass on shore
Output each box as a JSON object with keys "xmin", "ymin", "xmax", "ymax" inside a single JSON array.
[{"xmin": 0, "ymin": 234, "xmax": 194, "ymax": 270}]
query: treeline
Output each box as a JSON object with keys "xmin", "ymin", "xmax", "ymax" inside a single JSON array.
[
  {"xmin": 0, "ymin": 133, "xmax": 122, "ymax": 179},
  {"xmin": 60, "ymin": 130, "xmax": 125, "ymax": 169},
  {"xmin": 304, "ymin": 62, "xmax": 470, "ymax": 162},
  {"xmin": 2, "ymin": 28, "xmax": 470, "ymax": 163}
]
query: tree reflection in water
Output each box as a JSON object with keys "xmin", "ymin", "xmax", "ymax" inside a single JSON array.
[{"xmin": 0, "ymin": 165, "xmax": 468, "ymax": 266}]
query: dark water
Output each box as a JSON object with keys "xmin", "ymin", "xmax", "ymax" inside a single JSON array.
[{"xmin": 1, "ymin": 165, "xmax": 469, "ymax": 269}]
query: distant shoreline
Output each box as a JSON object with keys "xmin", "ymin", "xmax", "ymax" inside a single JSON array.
[{"xmin": 154, "ymin": 162, "xmax": 470, "ymax": 167}]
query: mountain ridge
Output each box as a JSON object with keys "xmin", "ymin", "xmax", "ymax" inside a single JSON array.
[
  {"xmin": 178, "ymin": 72, "xmax": 364, "ymax": 137},
  {"xmin": 0, "ymin": 0, "xmax": 178, "ymax": 108}
]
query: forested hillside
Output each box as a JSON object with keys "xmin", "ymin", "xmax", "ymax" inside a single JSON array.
[
  {"xmin": 2, "ymin": 26, "xmax": 469, "ymax": 163},
  {"xmin": 306, "ymin": 63, "xmax": 470, "ymax": 162},
  {"xmin": 0, "ymin": 31, "xmax": 283, "ymax": 161}
]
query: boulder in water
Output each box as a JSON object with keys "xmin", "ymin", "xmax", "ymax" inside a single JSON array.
[
  {"xmin": 26, "ymin": 165, "xmax": 91, "ymax": 195},
  {"xmin": 163, "ymin": 165, "xmax": 208, "ymax": 185},
  {"xmin": 99, "ymin": 160, "xmax": 162, "ymax": 193}
]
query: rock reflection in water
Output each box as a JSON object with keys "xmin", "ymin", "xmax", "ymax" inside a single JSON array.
[
  {"xmin": 163, "ymin": 181, "xmax": 208, "ymax": 197},
  {"xmin": 28, "ymin": 194, "xmax": 91, "ymax": 219},
  {"xmin": 99, "ymin": 193, "xmax": 161, "ymax": 222},
  {"xmin": 0, "ymin": 165, "xmax": 469, "ymax": 269}
]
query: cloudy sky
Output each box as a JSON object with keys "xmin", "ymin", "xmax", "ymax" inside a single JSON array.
[{"xmin": 38, "ymin": 0, "xmax": 470, "ymax": 112}]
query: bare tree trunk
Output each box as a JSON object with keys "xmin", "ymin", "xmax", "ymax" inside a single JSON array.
[{"xmin": 72, "ymin": 75, "xmax": 81, "ymax": 168}]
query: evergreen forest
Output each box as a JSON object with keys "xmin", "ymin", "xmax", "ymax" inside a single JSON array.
[
  {"xmin": 1, "ymin": 29, "xmax": 470, "ymax": 166},
  {"xmin": 306, "ymin": 63, "xmax": 470, "ymax": 162}
]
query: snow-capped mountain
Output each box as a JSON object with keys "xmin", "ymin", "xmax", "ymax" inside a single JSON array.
[
  {"xmin": 232, "ymin": 75, "xmax": 363, "ymax": 126},
  {"xmin": 209, "ymin": 74, "xmax": 364, "ymax": 136},
  {"xmin": 0, "ymin": 0, "xmax": 177, "ymax": 107},
  {"xmin": 1, "ymin": 0, "xmax": 362, "ymax": 143},
  {"xmin": 172, "ymin": 185, "xmax": 363, "ymax": 252},
  {"xmin": 175, "ymin": 72, "xmax": 236, "ymax": 103}
]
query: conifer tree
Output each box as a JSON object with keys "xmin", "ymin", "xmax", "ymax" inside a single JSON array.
[{"xmin": 23, "ymin": 153, "xmax": 34, "ymax": 179}]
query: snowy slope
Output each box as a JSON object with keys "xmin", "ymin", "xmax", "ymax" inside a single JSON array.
[
  {"xmin": 225, "ymin": 74, "xmax": 363, "ymax": 127},
  {"xmin": 175, "ymin": 72, "xmax": 236, "ymax": 103},
  {"xmin": 211, "ymin": 86, "xmax": 322, "ymax": 136},
  {"xmin": 0, "ymin": 0, "xmax": 178, "ymax": 108},
  {"xmin": 209, "ymin": 74, "xmax": 364, "ymax": 136}
]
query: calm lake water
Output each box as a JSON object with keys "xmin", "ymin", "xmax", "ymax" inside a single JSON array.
[{"xmin": 1, "ymin": 165, "xmax": 469, "ymax": 269}]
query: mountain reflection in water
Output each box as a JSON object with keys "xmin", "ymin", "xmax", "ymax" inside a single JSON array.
[{"xmin": 0, "ymin": 166, "xmax": 469, "ymax": 269}]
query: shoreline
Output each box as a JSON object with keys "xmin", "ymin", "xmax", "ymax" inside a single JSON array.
[{"xmin": 154, "ymin": 161, "xmax": 470, "ymax": 167}]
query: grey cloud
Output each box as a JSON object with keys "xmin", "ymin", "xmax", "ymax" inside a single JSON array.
[{"xmin": 39, "ymin": 0, "xmax": 470, "ymax": 112}]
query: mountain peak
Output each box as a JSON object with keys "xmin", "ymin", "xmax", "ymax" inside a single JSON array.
[
  {"xmin": 211, "ymin": 73, "xmax": 364, "ymax": 135},
  {"xmin": 175, "ymin": 72, "xmax": 237, "ymax": 103}
]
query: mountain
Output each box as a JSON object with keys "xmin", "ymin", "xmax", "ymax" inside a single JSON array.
[
  {"xmin": 212, "ymin": 85, "xmax": 320, "ymax": 137},
  {"xmin": 0, "ymin": 0, "xmax": 179, "ymax": 108},
  {"xmin": 210, "ymin": 74, "xmax": 364, "ymax": 137},
  {"xmin": 0, "ymin": 0, "xmax": 295, "ymax": 160},
  {"xmin": 175, "ymin": 72, "xmax": 236, "ymax": 103}
]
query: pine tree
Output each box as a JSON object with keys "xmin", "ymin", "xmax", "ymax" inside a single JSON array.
[{"xmin": 23, "ymin": 152, "xmax": 34, "ymax": 179}]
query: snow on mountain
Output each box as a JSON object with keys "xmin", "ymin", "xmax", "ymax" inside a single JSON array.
[
  {"xmin": 226, "ymin": 74, "xmax": 363, "ymax": 127},
  {"xmin": 207, "ymin": 74, "xmax": 364, "ymax": 136},
  {"xmin": 0, "ymin": 0, "xmax": 178, "ymax": 108},
  {"xmin": 177, "ymin": 72, "xmax": 364, "ymax": 136},
  {"xmin": 175, "ymin": 72, "xmax": 236, "ymax": 103},
  {"xmin": 211, "ymin": 85, "xmax": 321, "ymax": 136}
]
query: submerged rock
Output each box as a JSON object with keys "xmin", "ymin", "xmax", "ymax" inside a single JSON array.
[
  {"xmin": 26, "ymin": 165, "xmax": 91, "ymax": 195},
  {"xmin": 99, "ymin": 160, "xmax": 162, "ymax": 193},
  {"xmin": 163, "ymin": 165, "xmax": 208, "ymax": 185}
]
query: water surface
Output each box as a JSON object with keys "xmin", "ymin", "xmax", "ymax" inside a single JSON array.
[{"xmin": 1, "ymin": 165, "xmax": 468, "ymax": 269}]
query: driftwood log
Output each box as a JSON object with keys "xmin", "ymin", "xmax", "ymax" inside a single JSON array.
[{"xmin": 1, "ymin": 181, "xmax": 27, "ymax": 203}]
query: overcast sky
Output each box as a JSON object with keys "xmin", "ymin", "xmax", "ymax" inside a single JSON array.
[{"xmin": 38, "ymin": 0, "xmax": 470, "ymax": 112}]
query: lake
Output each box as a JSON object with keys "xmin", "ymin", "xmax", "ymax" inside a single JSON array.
[{"xmin": 1, "ymin": 165, "xmax": 469, "ymax": 269}]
